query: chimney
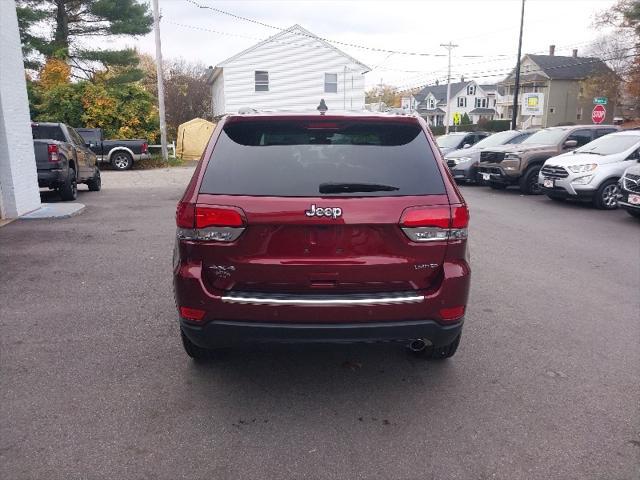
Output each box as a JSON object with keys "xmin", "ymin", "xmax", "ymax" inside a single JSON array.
[
  {"xmin": 549, "ymin": 45, "xmax": 555, "ymax": 56},
  {"xmin": 435, "ymin": 79, "xmax": 439, "ymax": 86},
  {"xmin": 572, "ymin": 49, "xmax": 578, "ymax": 58},
  {"xmin": 460, "ymin": 75, "xmax": 465, "ymax": 82}
]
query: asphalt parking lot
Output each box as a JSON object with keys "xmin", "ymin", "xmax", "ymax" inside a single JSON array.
[{"xmin": 1, "ymin": 167, "xmax": 638, "ymax": 480}]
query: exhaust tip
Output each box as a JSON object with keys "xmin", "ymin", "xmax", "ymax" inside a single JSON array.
[{"xmin": 408, "ymin": 339, "xmax": 429, "ymax": 352}]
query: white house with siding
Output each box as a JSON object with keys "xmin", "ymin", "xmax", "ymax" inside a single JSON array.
[
  {"xmin": 206, "ymin": 25, "xmax": 370, "ymax": 116},
  {"xmin": 402, "ymin": 80, "xmax": 500, "ymax": 126}
]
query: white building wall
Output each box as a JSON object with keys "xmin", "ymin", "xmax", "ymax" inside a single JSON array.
[
  {"xmin": 211, "ymin": 72, "xmax": 225, "ymax": 117},
  {"xmin": 0, "ymin": 0, "xmax": 41, "ymax": 219},
  {"xmin": 217, "ymin": 28, "xmax": 367, "ymax": 114}
]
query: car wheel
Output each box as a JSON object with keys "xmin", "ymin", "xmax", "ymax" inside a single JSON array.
[
  {"xmin": 593, "ymin": 179, "xmax": 620, "ymax": 210},
  {"xmin": 411, "ymin": 333, "xmax": 461, "ymax": 360},
  {"xmin": 112, "ymin": 152, "xmax": 133, "ymax": 170},
  {"xmin": 58, "ymin": 168, "xmax": 78, "ymax": 201},
  {"xmin": 519, "ymin": 166, "xmax": 542, "ymax": 195},
  {"xmin": 626, "ymin": 208, "xmax": 640, "ymax": 218},
  {"xmin": 87, "ymin": 169, "xmax": 101, "ymax": 191},
  {"xmin": 489, "ymin": 182, "xmax": 507, "ymax": 190},
  {"xmin": 181, "ymin": 329, "xmax": 215, "ymax": 361}
]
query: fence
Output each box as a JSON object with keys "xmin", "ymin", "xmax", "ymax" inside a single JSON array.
[{"xmin": 148, "ymin": 141, "xmax": 176, "ymax": 158}]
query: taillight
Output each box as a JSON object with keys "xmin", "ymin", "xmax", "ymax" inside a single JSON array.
[
  {"xmin": 195, "ymin": 206, "xmax": 244, "ymax": 228},
  {"xmin": 400, "ymin": 205, "xmax": 469, "ymax": 242},
  {"xmin": 142, "ymin": 142, "xmax": 148, "ymax": 154},
  {"xmin": 179, "ymin": 306, "xmax": 205, "ymax": 322},
  {"xmin": 48, "ymin": 144, "xmax": 59, "ymax": 163},
  {"xmin": 176, "ymin": 202, "xmax": 246, "ymax": 242}
]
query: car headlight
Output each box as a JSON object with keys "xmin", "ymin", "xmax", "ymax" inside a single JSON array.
[
  {"xmin": 504, "ymin": 153, "xmax": 520, "ymax": 161},
  {"xmin": 571, "ymin": 175, "xmax": 594, "ymax": 185},
  {"xmin": 453, "ymin": 156, "xmax": 472, "ymax": 165},
  {"xmin": 568, "ymin": 164, "xmax": 597, "ymax": 173}
]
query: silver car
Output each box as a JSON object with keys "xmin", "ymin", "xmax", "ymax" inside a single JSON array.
[
  {"xmin": 444, "ymin": 130, "xmax": 537, "ymax": 183},
  {"xmin": 539, "ymin": 130, "xmax": 640, "ymax": 209}
]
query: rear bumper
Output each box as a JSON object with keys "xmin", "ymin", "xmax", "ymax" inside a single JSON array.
[
  {"xmin": 37, "ymin": 168, "xmax": 66, "ymax": 188},
  {"xmin": 181, "ymin": 317, "xmax": 464, "ymax": 348}
]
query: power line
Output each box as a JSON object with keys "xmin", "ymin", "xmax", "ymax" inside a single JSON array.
[
  {"xmin": 393, "ymin": 46, "xmax": 638, "ymax": 92},
  {"xmin": 183, "ymin": 0, "xmax": 512, "ymax": 59}
]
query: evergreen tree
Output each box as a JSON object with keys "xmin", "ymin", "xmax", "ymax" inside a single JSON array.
[{"xmin": 16, "ymin": 0, "xmax": 153, "ymax": 77}]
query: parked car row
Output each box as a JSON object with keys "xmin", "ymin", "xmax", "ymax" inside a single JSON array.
[{"xmin": 440, "ymin": 125, "xmax": 640, "ymax": 218}]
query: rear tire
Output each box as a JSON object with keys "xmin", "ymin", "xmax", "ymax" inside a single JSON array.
[
  {"xmin": 489, "ymin": 182, "xmax": 507, "ymax": 190},
  {"xmin": 593, "ymin": 179, "xmax": 620, "ymax": 210},
  {"xmin": 181, "ymin": 329, "xmax": 214, "ymax": 361},
  {"xmin": 58, "ymin": 168, "xmax": 77, "ymax": 201},
  {"xmin": 87, "ymin": 169, "xmax": 101, "ymax": 191},
  {"xmin": 519, "ymin": 166, "xmax": 542, "ymax": 195},
  {"xmin": 112, "ymin": 152, "xmax": 133, "ymax": 170}
]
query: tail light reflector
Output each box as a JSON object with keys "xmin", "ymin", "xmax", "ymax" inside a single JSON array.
[
  {"xmin": 400, "ymin": 205, "xmax": 469, "ymax": 242},
  {"xmin": 439, "ymin": 306, "xmax": 465, "ymax": 321},
  {"xmin": 176, "ymin": 202, "xmax": 246, "ymax": 242},
  {"xmin": 180, "ymin": 306, "xmax": 205, "ymax": 322},
  {"xmin": 48, "ymin": 144, "xmax": 59, "ymax": 163},
  {"xmin": 142, "ymin": 142, "xmax": 148, "ymax": 154}
]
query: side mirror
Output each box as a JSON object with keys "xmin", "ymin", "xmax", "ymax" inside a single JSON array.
[
  {"xmin": 463, "ymin": 143, "xmax": 471, "ymax": 149},
  {"xmin": 564, "ymin": 139, "xmax": 578, "ymax": 149}
]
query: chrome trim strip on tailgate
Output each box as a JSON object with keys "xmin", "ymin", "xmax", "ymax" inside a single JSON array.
[{"xmin": 221, "ymin": 291, "xmax": 425, "ymax": 306}]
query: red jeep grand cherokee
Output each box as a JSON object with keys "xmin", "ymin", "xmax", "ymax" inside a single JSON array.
[{"xmin": 173, "ymin": 111, "xmax": 470, "ymax": 360}]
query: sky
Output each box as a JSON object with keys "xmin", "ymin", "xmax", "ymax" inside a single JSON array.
[{"xmin": 108, "ymin": 0, "xmax": 619, "ymax": 90}]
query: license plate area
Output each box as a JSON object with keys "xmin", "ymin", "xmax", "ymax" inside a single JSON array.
[
  {"xmin": 482, "ymin": 173, "xmax": 490, "ymax": 181},
  {"xmin": 628, "ymin": 193, "xmax": 640, "ymax": 205}
]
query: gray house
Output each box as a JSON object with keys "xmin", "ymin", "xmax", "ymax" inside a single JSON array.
[{"xmin": 498, "ymin": 46, "xmax": 614, "ymax": 128}]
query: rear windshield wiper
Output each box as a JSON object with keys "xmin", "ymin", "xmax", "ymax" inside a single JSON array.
[{"xmin": 319, "ymin": 182, "xmax": 400, "ymax": 194}]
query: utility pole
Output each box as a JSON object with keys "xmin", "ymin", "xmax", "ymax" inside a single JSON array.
[
  {"xmin": 152, "ymin": 0, "xmax": 168, "ymax": 161},
  {"xmin": 511, "ymin": 0, "xmax": 526, "ymax": 130},
  {"xmin": 378, "ymin": 78, "xmax": 384, "ymax": 111},
  {"xmin": 440, "ymin": 41, "xmax": 458, "ymax": 134}
]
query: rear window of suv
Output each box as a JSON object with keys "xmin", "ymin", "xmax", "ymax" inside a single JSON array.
[{"xmin": 200, "ymin": 119, "xmax": 445, "ymax": 197}]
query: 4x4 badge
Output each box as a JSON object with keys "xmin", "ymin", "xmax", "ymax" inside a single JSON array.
[{"xmin": 305, "ymin": 204, "xmax": 342, "ymax": 219}]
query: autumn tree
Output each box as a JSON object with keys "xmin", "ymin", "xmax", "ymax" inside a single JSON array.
[
  {"xmin": 365, "ymin": 84, "xmax": 402, "ymax": 108},
  {"xmin": 139, "ymin": 53, "xmax": 212, "ymax": 139},
  {"xmin": 594, "ymin": 0, "xmax": 640, "ymax": 117},
  {"xmin": 16, "ymin": 0, "xmax": 153, "ymax": 78}
]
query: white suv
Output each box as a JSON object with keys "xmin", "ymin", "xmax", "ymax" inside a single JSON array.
[{"xmin": 539, "ymin": 130, "xmax": 640, "ymax": 209}]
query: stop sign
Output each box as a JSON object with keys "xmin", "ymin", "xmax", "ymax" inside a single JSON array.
[{"xmin": 592, "ymin": 104, "xmax": 606, "ymax": 124}]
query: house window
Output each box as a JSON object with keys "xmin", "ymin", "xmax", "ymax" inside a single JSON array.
[
  {"xmin": 324, "ymin": 73, "xmax": 338, "ymax": 93},
  {"xmin": 549, "ymin": 107, "xmax": 556, "ymax": 114},
  {"xmin": 467, "ymin": 85, "xmax": 476, "ymax": 95},
  {"xmin": 428, "ymin": 98, "xmax": 435, "ymax": 109},
  {"xmin": 577, "ymin": 107, "xmax": 583, "ymax": 121},
  {"xmin": 474, "ymin": 98, "xmax": 487, "ymax": 108},
  {"xmin": 255, "ymin": 71, "xmax": 269, "ymax": 92},
  {"xmin": 457, "ymin": 97, "xmax": 467, "ymax": 108}
]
